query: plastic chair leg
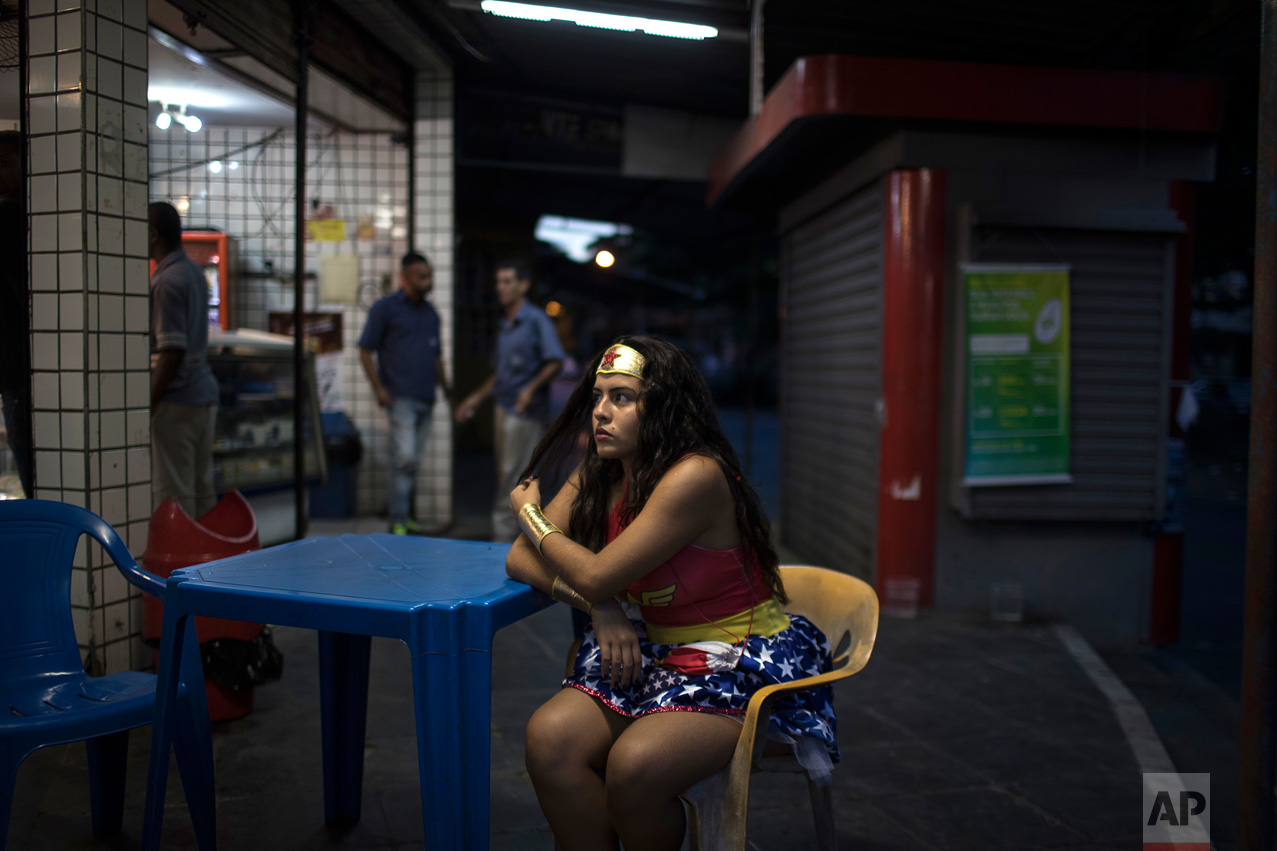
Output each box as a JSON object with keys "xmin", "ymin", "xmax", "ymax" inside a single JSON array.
[
  {"xmin": 0, "ymin": 746, "xmax": 18, "ymax": 851},
  {"xmin": 680, "ymin": 796, "xmax": 701, "ymax": 851},
  {"xmin": 806, "ymin": 774, "xmax": 836, "ymax": 851},
  {"xmin": 85, "ymin": 729, "xmax": 130, "ymax": 836},
  {"xmin": 681, "ymin": 768, "xmax": 735, "ymax": 851},
  {"xmin": 318, "ymin": 631, "xmax": 371, "ymax": 830}
]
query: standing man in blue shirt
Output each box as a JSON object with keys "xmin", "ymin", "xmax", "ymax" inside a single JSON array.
[
  {"xmin": 455, "ymin": 260, "xmax": 564, "ymax": 541},
  {"xmin": 359, "ymin": 251, "xmax": 455, "ymax": 535},
  {"xmin": 150, "ymin": 202, "xmax": 220, "ymax": 518}
]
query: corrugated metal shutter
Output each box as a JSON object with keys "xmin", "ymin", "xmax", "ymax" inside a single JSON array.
[
  {"xmin": 779, "ymin": 181, "xmax": 882, "ymax": 575},
  {"xmin": 963, "ymin": 226, "xmax": 1172, "ymax": 521}
]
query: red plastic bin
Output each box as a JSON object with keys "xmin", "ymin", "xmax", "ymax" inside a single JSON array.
[{"xmin": 143, "ymin": 490, "xmax": 261, "ymax": 721}]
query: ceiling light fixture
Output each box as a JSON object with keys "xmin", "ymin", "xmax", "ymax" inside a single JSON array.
[
  {"xmin": 480, "ymin": 1, "xmax": 717, "ymax": 39},
  {"xmin": 154, "ymin": 104, "xmax": 204, "ymax": 133}
]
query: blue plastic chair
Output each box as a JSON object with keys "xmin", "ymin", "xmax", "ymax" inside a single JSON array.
[{"xmin": 0, "ymin": 499, "xmax": 216, "ymax": 850}]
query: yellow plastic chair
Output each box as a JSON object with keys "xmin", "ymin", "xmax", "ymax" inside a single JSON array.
[
  {"xmin": 679, "ymin": 565, "xmax": 878, "ymax": 851},
  {"xmin": 553, "ymin": 565, "xmax": 878, "ymax": 851}
]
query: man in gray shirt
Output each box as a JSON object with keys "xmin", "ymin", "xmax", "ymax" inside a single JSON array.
[
  {"xmin": 455, "ymin": 260, "xmax": 564, "ymax": 541},
  {"xmin": 149, "ymin": 202, "xmax": 220, "ymax": 518}
]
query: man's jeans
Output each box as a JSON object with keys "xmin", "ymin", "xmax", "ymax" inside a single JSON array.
[{"xmin": 388, "ymin": 396, "xmax": 433, "ymax": 523}]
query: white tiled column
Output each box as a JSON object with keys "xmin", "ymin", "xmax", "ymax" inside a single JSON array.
[
  {"xmin": 26, "ymin": 0, "xmax": 151, "ymax": 674},
  {"xmin": 412, "ymin": 70, "xmax": 454, "ymax": 529}
]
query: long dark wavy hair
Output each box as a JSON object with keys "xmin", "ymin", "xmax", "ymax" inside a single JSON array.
[{"xmin": 519, "ymin": 335, "xmax": 785, "ymax": 603}]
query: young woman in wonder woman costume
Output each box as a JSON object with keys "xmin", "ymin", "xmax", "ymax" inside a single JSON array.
[{"xmin": 505, "ymin": 336, "xmax": 837, "ymax": 851}]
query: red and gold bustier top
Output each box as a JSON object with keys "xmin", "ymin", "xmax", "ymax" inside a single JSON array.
[{"xmin": 607, "ymin": 490, "xmax": 790, "ymax": 647}]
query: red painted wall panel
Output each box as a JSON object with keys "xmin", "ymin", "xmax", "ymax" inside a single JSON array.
[{"xmin": 710, "ymin": 55, "xmax": 1222, "ymax": 205}]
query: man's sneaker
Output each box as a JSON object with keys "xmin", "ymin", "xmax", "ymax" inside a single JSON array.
[
  {"xmin": 404, "ymin": 518, "xmax": 423, "ymax": 535},
  {"xmin": 390, "ymin": 522, "xmax": 409, "ymax": 535}
]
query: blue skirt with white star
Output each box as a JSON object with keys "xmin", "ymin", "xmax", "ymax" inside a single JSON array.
[{"xmin": 563, "ymin": 613, "xmax": 840, "ymax": 764}]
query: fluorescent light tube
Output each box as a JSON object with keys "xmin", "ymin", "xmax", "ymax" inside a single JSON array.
[{"xmin": 480, "ymin": 1, "xmax": 717, "ymax": 39}]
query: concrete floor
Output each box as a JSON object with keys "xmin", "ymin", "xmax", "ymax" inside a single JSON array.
[
  {"xmin": 3, "ymin": 418, "xmax": 1245, "ymax": 850},
  {"xmin": 8, "ymin": 599, "xmax": 1162, "ymax": 850}
]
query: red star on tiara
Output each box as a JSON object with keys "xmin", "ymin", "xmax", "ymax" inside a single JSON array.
[{"xmin": 600, "ymin": 348, "xmax": 621, "ymax": 369}]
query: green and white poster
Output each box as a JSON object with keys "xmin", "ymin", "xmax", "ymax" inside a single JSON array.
[{"xmin": 962, "ymin": 264, "xmax": 1072, "ymax": 486}]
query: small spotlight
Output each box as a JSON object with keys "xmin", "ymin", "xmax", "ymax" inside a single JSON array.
[
  {"xmin": 546, "ymin": 300, "xmax": 563, "ymax": 317},
  {"xmin": 595, "ymin": 250, "xmax": 615, "ymax": 268},
  {"xmin": 176, "ymin": 197, "xmax": 190, "ymax": 212},
  {"xmin": 208, "ymin": 160, "xmax": 223, "ymax": 174},
  {"xmin": 155, "ymin": 111, "xmax": 171, "ymax": 130},
  {"xmin": 183, "ymin": 114, "xmax": 202, "ymax": 133},
  {"xmin": 228, "ymin": 161, "xmax": 240, "ymax": 170}
]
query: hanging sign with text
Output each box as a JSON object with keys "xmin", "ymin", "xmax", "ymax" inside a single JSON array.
[
  {"xmin": 306, "ymin": 219, "xmax": 347, "ymax": 242},
  {"xmin": 962, "ymin": 264, "xmax": 1072, "ymax": 486}
]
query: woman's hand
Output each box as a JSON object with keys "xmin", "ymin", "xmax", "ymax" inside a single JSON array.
[
  {"xmin": 509, "ymin": 476, "xmax": 541, "ymax": 517},
  {"xmin": 590, "ymin": 599, "xmax": 642, "ymax": 690}
]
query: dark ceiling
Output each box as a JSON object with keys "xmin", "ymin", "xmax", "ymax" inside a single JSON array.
[
  {"xmin": 453, "ymin": 6, "xmax": 751, "ymax": 117},
  {"xmin": 434, "ymin": 0, "xmax": 752, "ymax": 117},
  {"xmin": 389, "ymin": 0, "xmax": 1257, "ymax": 260},
  {"xmin": 420, "ymin": 0, "xmax": 1257, "ymax": 118}
]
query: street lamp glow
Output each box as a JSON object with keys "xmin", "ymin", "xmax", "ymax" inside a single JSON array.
[
  {"xmin": 595, "ymin": 250, "xmax": 615, "ymax": 268},
  {"xmin": 480, "ymin": 1, "xmax": 717, "ymax": 40}
]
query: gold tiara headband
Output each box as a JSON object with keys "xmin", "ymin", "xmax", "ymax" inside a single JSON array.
[{"xmin": 596, "ymin": 344, "xmax": 646, "ymax": 380}]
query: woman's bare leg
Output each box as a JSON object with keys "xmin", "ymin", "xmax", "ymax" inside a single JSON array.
[
  {"xmin": 604, "ymin": 711, "xmax": 743, "ymax": 851},
  {"xmin": 525, "ymin": 687, "xmax": 631, "ymax": 850}
]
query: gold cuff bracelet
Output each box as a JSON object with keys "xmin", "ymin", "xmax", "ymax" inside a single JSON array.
[
  {"xmin": 519, "ymin": 503, "xmax": 563, "ymax": 555},
  {"xmin": 551, "ymin": 575, "xmax": 592, "ymax": 614}
]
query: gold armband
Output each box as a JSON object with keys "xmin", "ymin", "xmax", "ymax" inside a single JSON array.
[
  {"xmin": 551, "ymin": 575, "xmax": 593, "ymax": 613},
  {"xmin": 519, "ymin": 503, "xmax": 563, "ymax": 555}
]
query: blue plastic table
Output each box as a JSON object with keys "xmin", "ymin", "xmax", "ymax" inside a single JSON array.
[{"xmin": 142, "ymin": 534, "xmax": 553, "ymax": 850}]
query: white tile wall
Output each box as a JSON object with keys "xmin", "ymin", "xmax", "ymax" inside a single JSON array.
[
  {"xmin": 101, "ymin": 410, "xmax": 125, "ymax": 447},
  {"xmin": 60, "ymin": 371, "xmax": 83, "ymax": 408},
  {"xmin": 409, "ymin": 71, "xmax": 456, "ymax": 527},
  {"xmin": 33, "ymin": 373, "xmax": 59, "ymax": 409},
  {"xmin": 25, "ymin": 0, "xmax": 151, "ymax": 674},
  {"xmin": 32, "ymin": 292, "xmax": 57, "ymax": 329}
]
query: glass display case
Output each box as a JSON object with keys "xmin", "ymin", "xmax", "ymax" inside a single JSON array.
[{"xmin": 208, "ymin": 331, "xmax": 327, "ymax": 495}]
